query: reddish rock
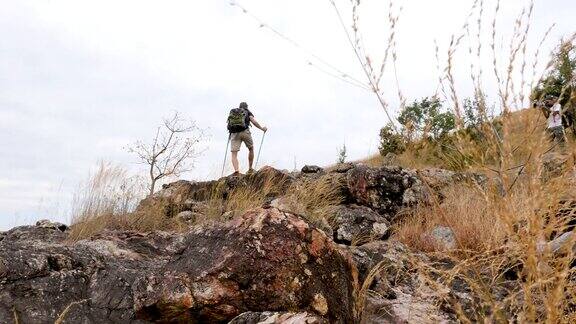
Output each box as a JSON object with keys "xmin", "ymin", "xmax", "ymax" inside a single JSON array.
[
  {"xmin": 0, "ymin": 208, "xmax": 358, "ymax": 323},
  {"xmin": 147, "ymin": 208, "xmax": 359, "ymax": 323}
]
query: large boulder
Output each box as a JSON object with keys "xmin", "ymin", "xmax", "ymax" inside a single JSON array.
[
  {"xmin": 143, "ymin": 207, "xmax": 358, "ymax": 323},
  {"xmin": 0, "ymin": 225, "xmax": 176, "ymax": 323},
  {"xmin": 0, "ymin": 208, "xmax": 358, "ymax": 323}
]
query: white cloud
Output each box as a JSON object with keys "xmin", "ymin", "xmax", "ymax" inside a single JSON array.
[{"xmin": 0, "ymin": 0, "xmax": 574, "ymax": 229}]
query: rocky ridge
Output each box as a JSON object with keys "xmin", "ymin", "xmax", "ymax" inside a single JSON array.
[{"xmin": 4, "ymin": 162, "xmax": 569, "ymax": 323}]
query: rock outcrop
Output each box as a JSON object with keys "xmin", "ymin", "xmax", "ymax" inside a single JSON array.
[
  {"xmin": 139, "ymin": 164, "xmax": 485, "ymax": 227},
  {"xmin": 0, "ymin": 163, "xmax": 493, "ymax": 323},
  {"xmin": 0, "ymin": 208, "xmax": 358, "ymax": 323}
]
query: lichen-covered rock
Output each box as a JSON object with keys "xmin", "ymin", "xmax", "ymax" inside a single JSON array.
[
  {"xmin": 0, "ymin": 208, "xmax": 358, "ymax": 323},
  {"xmin": 426, "ymin": 226, "xmax": 457, "ymax": 250},
  {"xmin": 348, "ymin": 240, "xmax": 412, "ymax": 284},
  {"xmin": 345, "ymin": 165, "xmax": 486, "ymax": 222},
  {"xmin": 330, "ymin": 205, "xmax": 390, "ymax": 245},
  {"xmin": 230, "ymin": 311, "xmax": 327, "ymax": 324},
  {"xmin": 302, "ymin": 165, "xmax": 323, "ymax": 174},
  {"xmin": 328, "ymin": 162, "xmax": 355, "ymax": 173},
  {"xmin": 0, "ymin": 224, "xmax": 175, "ymax": 323},
  {"xmin": 35, "ymin": 219, "xmax": 68, "ymax": 232},
  {"xmin": 541, "ymin": 152, "xmax": 571, "ymax": 181},
  {"xmin": 346, "ymin": 165, "xmax": 416, "ymax": 217}
]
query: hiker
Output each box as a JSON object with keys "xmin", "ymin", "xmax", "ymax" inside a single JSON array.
[
  {"xmin": 227, "ymin": 102, "xmax": 267, "ymax": 175},
  {"xmin": 547, "ymin": 99, "xmax": 566, "ymax": 147}
]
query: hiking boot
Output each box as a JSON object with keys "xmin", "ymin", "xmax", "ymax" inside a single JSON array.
[
  {"xmin": 246, "ymin": 168, "xmax": 255, "ymax": 175},
  {"xmin": 229, "ymin": 171, "xmax": 241, "ymax": 177}
]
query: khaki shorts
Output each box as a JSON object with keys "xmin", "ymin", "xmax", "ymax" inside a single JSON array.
[{"xmin": 230, "ymin": 129, "xmax": 254, "ymax": 152}]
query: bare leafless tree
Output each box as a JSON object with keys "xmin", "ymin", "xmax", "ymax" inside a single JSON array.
[{"xmin": 128, "ymin": 111, "xmax": 204, "ymax": 196}]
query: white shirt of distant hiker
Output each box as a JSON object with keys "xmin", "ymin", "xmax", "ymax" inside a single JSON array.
[{"xmin": 548, "ymin": 103, "xmax": 563, "ymax": 128}]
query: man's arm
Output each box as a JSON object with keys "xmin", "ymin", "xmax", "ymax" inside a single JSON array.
[{"xmin": 249, "ymin": 116, "xmax": 267, "ymax": 132}]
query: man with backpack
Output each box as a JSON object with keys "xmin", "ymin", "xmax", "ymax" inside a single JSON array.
[{"xmin": 227, "ymin": 102, "xmax": 267, "ymax": 175}]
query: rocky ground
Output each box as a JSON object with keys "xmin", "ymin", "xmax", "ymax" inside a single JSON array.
[{"xmin": 1, "ymin": 162, "xmax": 573, "ymax": 323}]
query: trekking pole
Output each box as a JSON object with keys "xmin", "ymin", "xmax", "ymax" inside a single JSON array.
[
  {"xmin": 221, "ymin": 133, "xmax": 231, "ymax": 177},
  {"xmin": 254, "ymin": 131, "xmax": 266, "ymax": 169}
]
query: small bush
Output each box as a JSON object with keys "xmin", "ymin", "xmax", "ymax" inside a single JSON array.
[
  {"xmin": 378, "ymin": 124, "xmax": 406, "ymax": 156},
  {"xmin": 337, "ymin": 142, "xmax": 347, "ymax": 164}
]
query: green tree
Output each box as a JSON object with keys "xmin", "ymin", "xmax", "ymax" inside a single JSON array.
[
  {"xmin": 532, "ymin": 40, "xmax": 575, "ymax": 105},
  {"xmin": 398, "ymin": 97, "xmax": 456, "ymax": 139}
]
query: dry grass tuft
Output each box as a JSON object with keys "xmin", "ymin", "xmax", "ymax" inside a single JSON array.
[
  {"xmin": 67, "ymin": 162, "xmax": 184, "ymax": 241},
  {"xmin": 284, "ymin": 175, "xmax": 345, "ymax": 226},
  {"xmin": 395, "ymin": 184, "xmax": 509, "ymax": 253},
  {"xmin": 354, "ymin": 260, "xmax": 388, "ymax": 322},
  {"xmin": 199, "ymin": 172, "xmax": 291, "ymax": 223},
  {"xmin": 200, "ymin": 172, "xmax": 344, "ymax": 227}
]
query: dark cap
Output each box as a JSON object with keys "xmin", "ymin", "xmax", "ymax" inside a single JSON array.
[{"xmin": 239, "ymin": 102, "xmax": 248, "ymax": 109}]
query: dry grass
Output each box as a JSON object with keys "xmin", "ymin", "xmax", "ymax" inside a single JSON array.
[
  {"xmin": 54, "ymin": 299, "xmax": 89, "ymax": 324},
  {"xmin": 390, "ymin": 129, "xmax": 576, "ymax": 321},
  {"xmin": 67, "ymin": 162, "xmax": 184, "ymax": 241},
  {"xmin": 395, "ymin": 184, "xmax": 508, "ymax": 253},
  {"xmin": 200, "ymin": 172, "xmax": 290, "ymax": 223},
  {"xmin": 385, "ymin": 107, "xmax": 576, "ymax": 320},
  {"xmin": 339, "ymin": 0, "xmax": 576, "ymax": 320},
  {"xmin": 200, "ymin": 172, "xmax": 343, "ymax": 227},
  {"xmin": 284, "ymin": 175, "xmax": 345, "ymax": 226},
  {"xmin": 354, "ymin": 260, "xmax": 388, "ymax": 322},
  {"xmin": 12, "ymin": 307, "xmax": 19, "ymax": 324}
]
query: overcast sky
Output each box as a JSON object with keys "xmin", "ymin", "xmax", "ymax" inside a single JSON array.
[{"xmin": 1, "ymin": 0, "xmax": 574, "ymax": 229}]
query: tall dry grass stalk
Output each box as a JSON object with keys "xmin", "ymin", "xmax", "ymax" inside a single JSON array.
[
  {"xmin": 54, "ymin": 299, "xmax": 89, "ymax": 324},
  {"xmin": 12, "ymin": 307, "xmax": 19, "ymax": 324},
  {"xmin": 337, "ymin": 0, "xmax": 576, "ymax": 321}
]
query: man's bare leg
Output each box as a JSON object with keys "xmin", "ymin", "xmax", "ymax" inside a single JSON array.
[
  {"xmin": 231, "ymin": 151, "xmax": 240, "ymax": 173},
  {"xmin": 248, "ymin": 148, "xmax": 254, "ymax": 170}
]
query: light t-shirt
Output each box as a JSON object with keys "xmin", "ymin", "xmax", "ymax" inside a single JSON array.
[{"xmin": 548, "ymin": 103, "xmax": 563, "ymax": 128}]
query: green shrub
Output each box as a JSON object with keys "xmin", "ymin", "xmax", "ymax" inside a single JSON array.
[
  {"xmin": 398, "ymin": 97, "xmax": 456, "ymax": 139},
  {"xmin": 532, "ymin": 40, "xmax": 575, "ymax": 105},
  {"xmin": 378, "ymin": 124, "xmax": 406, "ymax": 156}
]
